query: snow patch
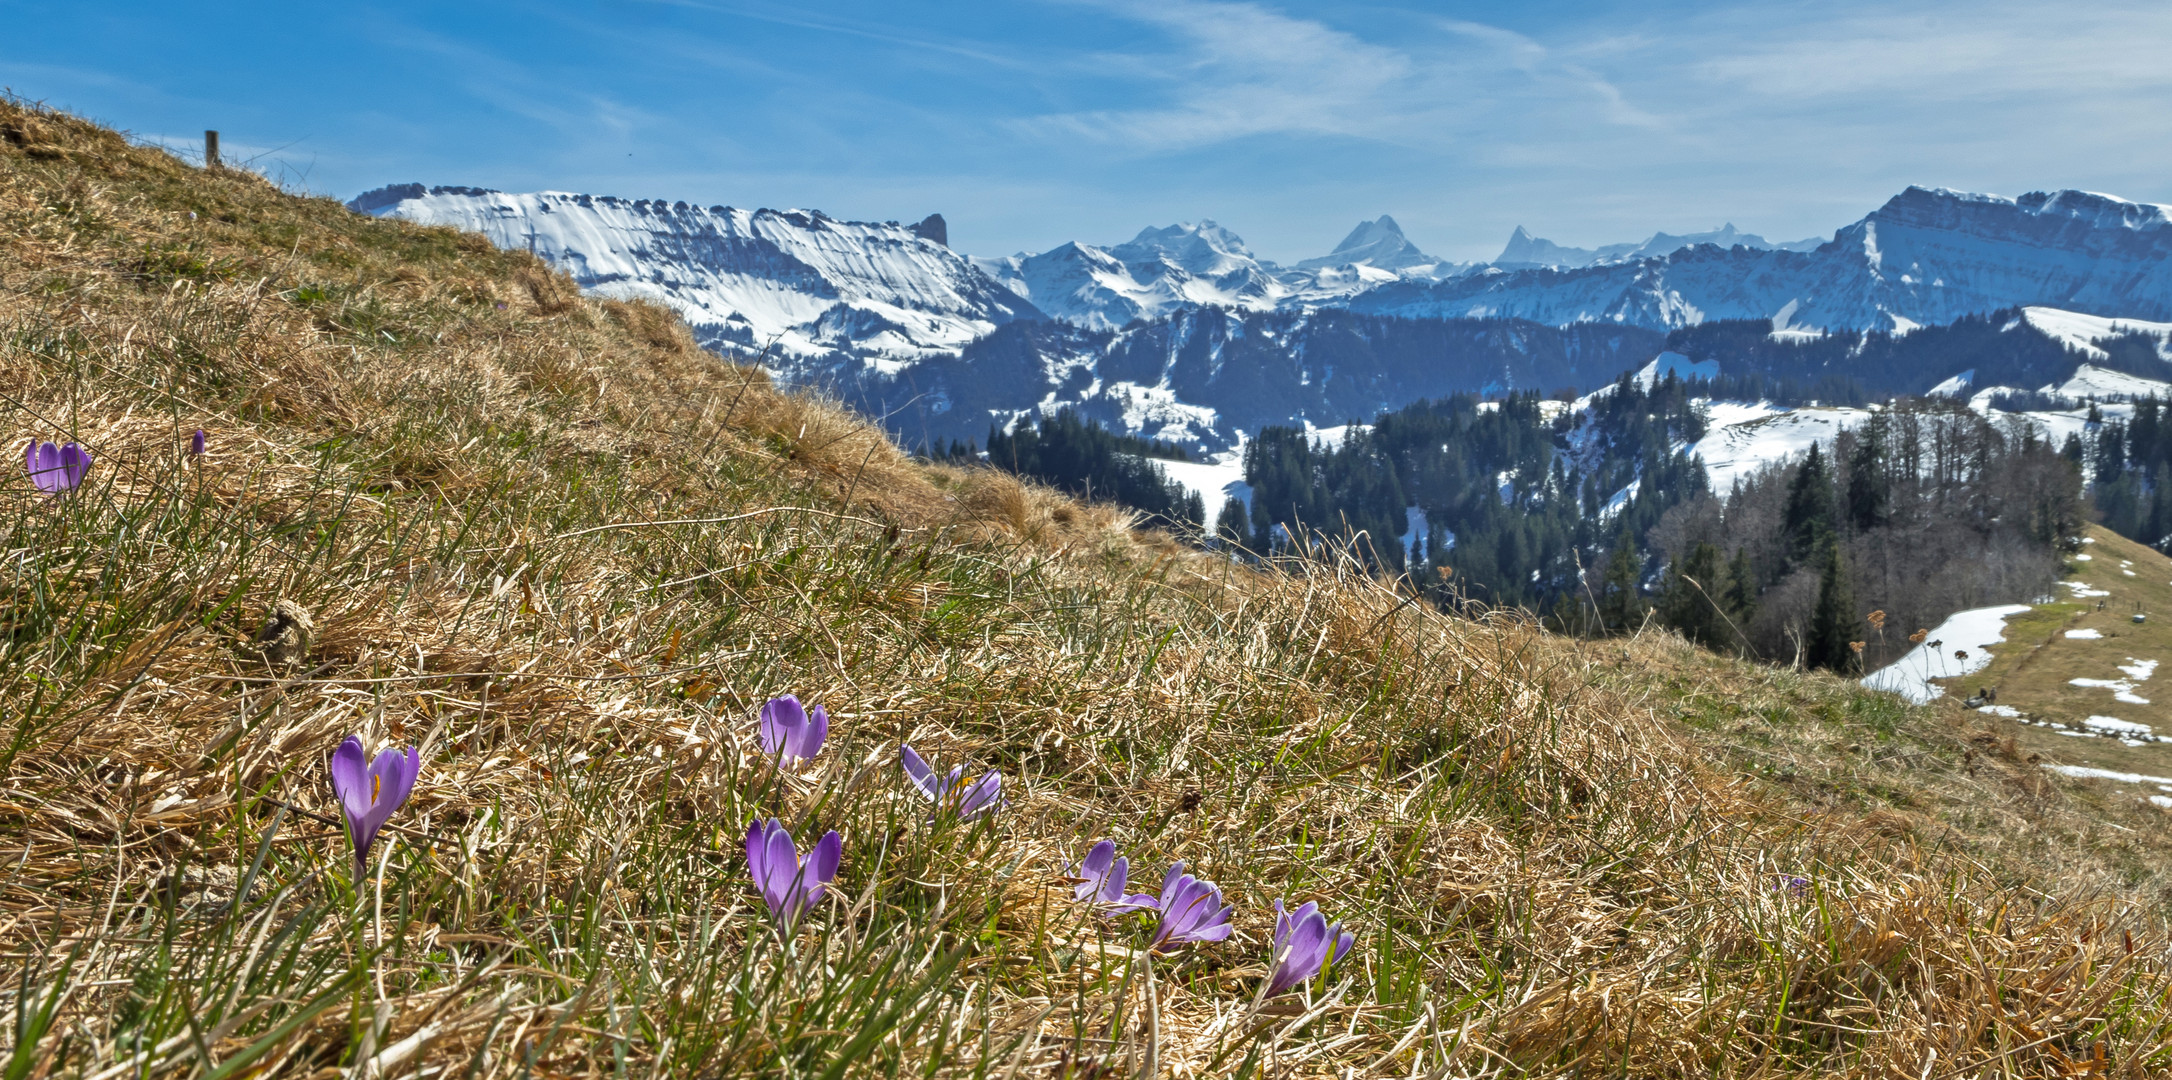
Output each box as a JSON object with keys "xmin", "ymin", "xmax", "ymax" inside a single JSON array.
[{"xmin": 1861, "ymin": 604, "xmax": 2032, "ymax": 704}]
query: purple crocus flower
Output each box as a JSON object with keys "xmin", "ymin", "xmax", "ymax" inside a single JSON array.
[
  {"xmin": 1147, "ymin": 862, "xmax": 1233, "ymax": 951},
  {"xmin": 1067, "ymin": 840, "xmax": 1157, "ymax": 913},
  {"xmin": 1265, "ymin": 899, "xmax": 1354, "ymax": 996},
  {"xmin": 757, "ymin": 694, "xmax": 828, "ymax": 763},
  {"xmin": 189, "ymin": 429, "xmax": 207, "ymax": 457},
  {"xmin": 24, "ymin": 440, "xmax": 90, "ymax": 495},
  {"xmin": 900, "ymin": 744, "xmax": 1003, "ymax": 820},
  {"xmin": 745, "ymin": 818, "xmax": 842, "ymax": 933},
  {"xmin": 329, "ymin": 735, "xmax": 421, "ymax": 879}
]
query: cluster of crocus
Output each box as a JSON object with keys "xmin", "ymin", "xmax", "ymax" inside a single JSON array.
[
  {"xmin": 899, "ymin": 744, "xmax": 1003, "ymax": 820},
  {"xmin": 24, "ymin": 439, "xmax": 91, "ymax": 495},
  {"xmin": 1265, "ymin": 900, "xmax": 1354, "ymax": 996},
  {"xmin": 757, "ymin": 694, "xmax": 828, "ymax": 764},
  {"xmin": 745, "ymin": 818, "xmax": 842, "ymax": 934},
  {"xmin": 329, "ymin": 735, "xmax": 421, "ymax": 881},
  {"xmin": 1070, "ymin": 840, "xmax": 1350, "ymax": 997}
]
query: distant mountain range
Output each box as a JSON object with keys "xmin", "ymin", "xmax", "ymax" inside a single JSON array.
[
  {"xmin": 1354, "ymin": 188, "xmax": 2172, "ymax": 333},
  {"xmin": 1492, "ymin": 222, "xmax": 1824, "ymax": 269},
  {"xmin": 350, "ymin": 182, "xmax": 2172, "ymax": 454}
]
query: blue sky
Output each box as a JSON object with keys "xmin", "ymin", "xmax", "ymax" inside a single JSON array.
[{"xmin": 6, "ymin": 1, "xmax": 2171, "ymax": 263}]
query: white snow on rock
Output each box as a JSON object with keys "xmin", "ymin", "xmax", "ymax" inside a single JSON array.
[
  {"xmin": 2066, "ymin": 628, "xmax": 2104, "ymax": 639},
  {"xmin": 2019, "ymin": 307, "xmax": 2172, "ymax": 361},
  {"xmin": 1861, "ymin": 603, "xmax": 2033, "ymax": 703},
  {"xmin": 1633, "ymin": 351, "xmax": 1718, "ymax": 390},
  {"xmin": 1927, "ymin": 370, "xmax": 1974, "ymax": 397},
  {"xmin": 1689, "ymin": 406, "xmax": 1871, "ymax": 494},
  {"xmin": 351, "ymin": 186, "xmax": 1035, "ymax": 373},
  {"xmin": 2041, "ymin": 363, "xmax": 2172, "ymax": 401}
]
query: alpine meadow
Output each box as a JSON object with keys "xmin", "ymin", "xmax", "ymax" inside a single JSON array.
[{"xmin": 11, "ymin": 97, "xmax": 2172, "ymax": 1080}]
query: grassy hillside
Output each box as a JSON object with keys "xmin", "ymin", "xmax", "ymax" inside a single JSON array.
[
  {"xmin": 1932, "ymin": 524, "xmax": 2172, "ymax": 809},
  {"xmin": 3, "ymin": 98, "xmax": 2170, "ymax": 1078}
]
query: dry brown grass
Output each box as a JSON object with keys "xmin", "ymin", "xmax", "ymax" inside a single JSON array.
[{"xmin": 2, "ymin": 97, "xmax": 2170, "ymax": 1078}]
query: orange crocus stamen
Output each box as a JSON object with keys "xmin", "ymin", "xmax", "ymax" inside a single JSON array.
[{"xmin": 372, "ymin": 773, "xmax": 381, "ymax": 805}]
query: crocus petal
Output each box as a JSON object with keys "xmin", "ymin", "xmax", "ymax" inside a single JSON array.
[
  {"xmin": 1073, "ymin": 840, "xmax": 1116, "ymax": 903},
  {"xmin": 795, "ymin": 705, "xmax": 829, "ymax": 760},
  {"xmin": 745, "ymin": 820, "xmax": 771, "ymax": 890},
  {"xmin": 807, "ymin": 830, "xmax": 842, "ymax": 888},
  {"xmin": 330, "ymin": 736, "xmax": 372, "ymax": 857},
  {"xmin": 1101, "ymin": 856, "xmax": 1130, "ymax": 904},
  {"xmin": 58, "ymin": 444, "xmax": 88, "ymax": 490},
  {"xmin": 941, "ymin": 764, "xmax": 964, "ymax": 800},
  {"xmin": 957, "ymin": 771, "xmax": 1002, "ymax": 817},
  {"xmin": 1158, "ymin": 862, "xmax": 1186, "ymax": 912},
  {"xmin": 26, "ymin": 441, "xmax": 60, "ymax": 494},
  {"xmin": 900, "ymin": 744, "xmax": 939, "ymax": 799},
  {"xmin": 763, "ymin": 821, "xmax": 799, "ymax": 915},
  {"xmin": 190, "ymin": 429, "xmax": 207, "ymax": 456},
  {"xmin": 1330, "ymin": 928, "xmax": 1354, "ymax": 966},
  {"xmin": 760, "ymin": 696, "xmax": 804, "ymax": 758}
]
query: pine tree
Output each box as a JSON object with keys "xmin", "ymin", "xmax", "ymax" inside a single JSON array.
[
  {"xmin": 1723, "ymin": 546, "xmax": 1759, "ymax": 645},
  {"xmin": 1600, "ymin": 526, "xmax": 1645, "ymax": 631},
  {"xmin": 1845, "ymin": 421, "xmax": 1888, "ymax": 531},
  {"xmin": 1658, "ymin": 541, "xmax": 1726, "ymax": 649},
  {"xmin": 1804, "ymin": 540, "xmax": 1858, "ymax": 672},
  {"xmin": 1781, "ymin": 442, "xmax": 1836, "ymax": 568},
  {"xmin": 1215, "ymin": 496, "xmax": 1251, "ymax": 553}
]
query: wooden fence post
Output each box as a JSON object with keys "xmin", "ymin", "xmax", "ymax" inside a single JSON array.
[{"xmin": 205, "ymin": 130, "xmax": 220, "ymax": 169}]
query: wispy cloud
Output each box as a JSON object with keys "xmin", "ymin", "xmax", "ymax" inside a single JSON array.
[{"xmin": 1009, "ymin": 1, "xmax": 1675, "ymax": 157}]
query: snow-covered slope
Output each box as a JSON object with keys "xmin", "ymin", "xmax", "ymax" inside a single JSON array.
[
  {"xmin": 1689, "ymin": 405, "xmax": 1872, "ymax": 492},
  {"xmin": 1361, "ymin": 188, "xmax": 2172, "ymax": 333},
  {"xmin": 348, "ymin": 184, "xmax": 1039, "ymax": 375},
  {"xmin": 2016, "ymin": 307, "xmax": 2172, "ymax": 361}
]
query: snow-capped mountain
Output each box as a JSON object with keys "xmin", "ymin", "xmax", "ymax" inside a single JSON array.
[
  {"xmin": 347, "ymin": 184, "xmax": 1039, "ymax": 377},
  {"xmin": 972, "ymin": 216, "xmax": 1464, "ymax": 331},
  {"xmin": 1359, "ymin": 188, "xmax": 2172, "ymax": 333},
  {"xmin": 1295, "ymin": 215, "xmax": 1456, "ymax": 274},
  {"xmin": 972, "ymin": 220, "xmax": 1293, "ymax": 330},
  {"xmin": 1494, "ymin": 223, "xmax": 1822, "ymax": 269}
]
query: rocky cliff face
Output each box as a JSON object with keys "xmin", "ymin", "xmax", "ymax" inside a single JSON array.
[{"xmin": 349, "ymin": 185, "xmax": 1038, "ymax": 380}]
